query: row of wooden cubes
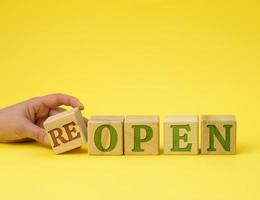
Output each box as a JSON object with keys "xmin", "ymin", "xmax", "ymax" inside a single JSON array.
[{"xmin": 43, "ymin": 108, "xmax": 236, "ymax": 155}]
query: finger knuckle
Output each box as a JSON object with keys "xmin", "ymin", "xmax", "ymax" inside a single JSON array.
[{"xmin": 53, "ymin": 93, "xmax": 66, "ymax": 97}]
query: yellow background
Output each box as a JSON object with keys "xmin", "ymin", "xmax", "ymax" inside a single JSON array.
[{"xmin": 0, "ymin": 0, "xmax": 259, "ymax": 199}]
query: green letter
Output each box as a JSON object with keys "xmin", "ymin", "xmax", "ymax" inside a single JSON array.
[
  {"xmin": 132, "ymin": 125, "xmax": 153, "ymax": 152},
  {"xmin": 207, "ymin": 125, "xmax": 232, "ymax": 152},
  {"xmin": 94, "ymin": 124, "xmax": 118, "ymax": 152},
  {"xmin": 170, "ymin": 124, "xmax": 192, "ymax": 152}
]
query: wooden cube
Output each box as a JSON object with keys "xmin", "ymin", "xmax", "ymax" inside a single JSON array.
[
  {"xmin": 43, "ymin": 108, "xmax": 87, "ymax": 154},
  {"xmin": 124, "ymin": 116, "xmax": 160, "ymax": 155},
  {"xmin": 164, "ymin": 115, "xmax": 198, "ymax": 155},
  {"xmin": 201, "ymin": 115, "xmax": 236, "ymax": 154},
  {"xmin": 88, "ymin": 116, "xmax": 124, "ymax": 155}
]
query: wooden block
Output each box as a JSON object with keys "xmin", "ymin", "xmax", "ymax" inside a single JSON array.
[
  {"xmin": 124, "ymin": 116, "xmax": 160, "ymax": 155},
  {"xmin": 201, "ymin": 115, "xmax": 236, "ymax": 154},
  {"xmin": 164, "ymin": 115, "xmax": 198, "ymax": 155},
  {"xmin": 88, "ymin": 115, "xmax": 124, "ymax": 155},
  {"xmin": 43, "ymin": 108, "xmax": 87, "ymax": 154}
]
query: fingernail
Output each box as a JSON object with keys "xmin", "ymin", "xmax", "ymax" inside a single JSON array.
[{"xmin": 79, "ymin": 104, "xmax": 84, "ymax": 110}]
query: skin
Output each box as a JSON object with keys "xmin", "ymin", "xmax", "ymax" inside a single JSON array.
[{"xmin": 0, "ymin": 93, "xmax": 86, "ymax": 146}]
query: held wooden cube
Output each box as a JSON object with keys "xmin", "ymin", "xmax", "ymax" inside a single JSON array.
[
  {"xmin": 43, "ymin": 108, "xmax": 87, "ymax": 154},
  {"xmin": 201, "ymin": 115, "xmax": 236, "ymax": 155},
  {"xmin": 88, "ymin": 116, "xmax": 124, "ymax": 155},
  {"xmin": 164, "ymin": 115, "xmax": 198, "ymax": 155},
  {"xmin": 124, "ymin": 116, "xmax": 160, "ymax": 155}
]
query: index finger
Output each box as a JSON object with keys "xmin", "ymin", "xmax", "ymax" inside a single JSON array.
[{"xmin": 39, "ymin": 93, "xmax": 84, "ymax": 110}]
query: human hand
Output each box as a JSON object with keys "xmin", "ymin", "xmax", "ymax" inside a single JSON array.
[{"xmin": 0, "ymin": 93, "xmax": 85, "ymax": 146}]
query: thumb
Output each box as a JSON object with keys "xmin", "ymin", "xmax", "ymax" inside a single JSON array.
[{"xmin": 24, "ymin": 123, "xmax": 50, "ymax": 146}]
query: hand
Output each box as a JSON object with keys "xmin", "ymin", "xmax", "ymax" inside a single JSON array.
[{"xmin": 0, "ymin": 93, "xmax": 85, "ymax": 146}]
